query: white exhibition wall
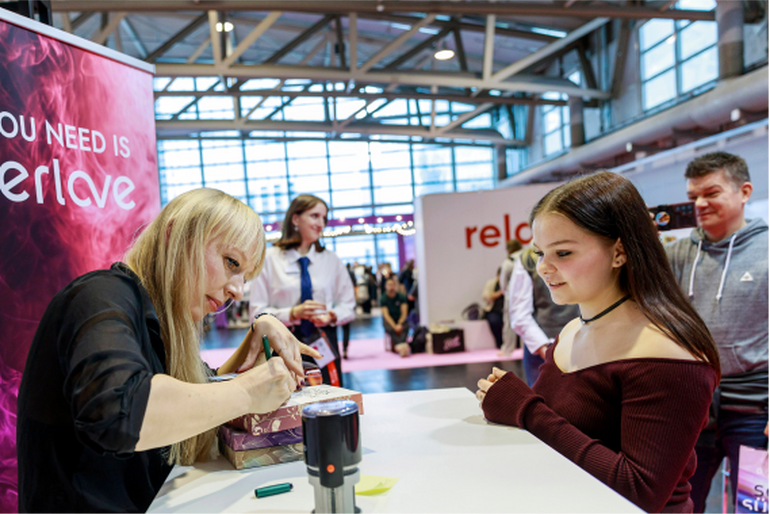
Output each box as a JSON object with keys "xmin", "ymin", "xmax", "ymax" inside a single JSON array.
[{"xmin": 415, "ymin": 183, "xmax": 556, "ymax": 326}]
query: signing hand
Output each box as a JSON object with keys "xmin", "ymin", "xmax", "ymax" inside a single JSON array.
[
  {"xmin": 234, "ymin": 358, "xmax": 297, "ymax": 414},
  {"xmin": 237, "ymin": 315, "xmax": 322, "ymax": 386},
  {"xmin": 476, "ymin": 367, "xmax": 508, "ymax": 403}
]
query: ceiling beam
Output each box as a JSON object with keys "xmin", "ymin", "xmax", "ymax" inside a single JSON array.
[
  {"xmin": 49, "ymin": 2, "xmax": 717, "ymax": 20},
  {"xmin": 361, "ymin": 12, "xmax": 557, "ymax": 42},
  {"xmin": 611, "ymin": 20, "xmax": 633, "ymax": 99},
  {"xmin": 334, "ymin": 15, "xmax": 347, "ymax": 69},
  {"xmin": 69, "ymin": 11, "xmax": 93, "ymax": 30},
  {"xmin": 383, "ymin": 22, "xmax": 454, "ymax": 70},
  {"xmin": 154, "ymin": 63, "xmax": 611, "ymax": 99},
  {"xmin": 491, "ymin": 17, "xmax": 608, "ymax": 83},
  {"xmin": 349, "ymin": 12, "xmax": 357, "ymax": 71},
  {"xmin": 145, "ymin": 12, "xmax": 208, "ymax": 63},
  {"xmin": 91, "ymin": 12, "xmax": 125, "ymax": 45},
  {"xmin": 223, "ymin": 11, "xmax": 281, "ymax": 67},
  {"xmin": 155, "ymin": 118, "xmax": 522, "ymax": 145},
  {"xmin": 264, "ymin": 14, "xmax": 334, "ymax": 64},
  {"xmin": 155, "ymin": 89, "xmax": 567, "ymax": 106},
  {"xmin": 434, "ymin": 102, "xmax": 494, "ymax": 134},
  {"xmin": 358, "ymin": 14, "xmax": 437, "ymax": 73},
  {"xmin": 121, "ymin": 18, "xmax": 148, "ymax": 58},
  {"xmin": 482, "ymin": 14, "xmax": 495, "ymax": 82}
]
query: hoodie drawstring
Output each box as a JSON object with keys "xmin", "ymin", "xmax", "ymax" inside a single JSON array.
[
  {"xmin": 688, "ymin": 240, "xmax": 702, "ymax": 298},
  {"xmin": 715, "ymin": 233, "xmax": 738, "ymax": 301}
]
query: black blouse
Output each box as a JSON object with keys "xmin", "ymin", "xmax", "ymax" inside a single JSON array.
[{"xmin": 17, "ymin": 263, "xmax": 172, "ymax": 513}]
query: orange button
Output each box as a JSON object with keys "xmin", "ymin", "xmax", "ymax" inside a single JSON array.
[{"xmin": 326, "ymin": 464, "xmax": 335, "ymax": 473}]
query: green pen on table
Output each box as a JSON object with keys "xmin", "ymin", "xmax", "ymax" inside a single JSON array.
[{"xmin": 262, "ymin": 334, "xmax": 272, "ymax": 359}]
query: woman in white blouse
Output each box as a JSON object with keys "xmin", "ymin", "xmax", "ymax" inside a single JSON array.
[{"xmin": 249, "ymin": 194, "xmax": 356, "ymax": 385}]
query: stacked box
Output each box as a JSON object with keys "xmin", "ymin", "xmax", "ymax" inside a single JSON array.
[
  {"xmin": 229, "ymin": 384, "xmax": 364, "ymax": 436},
  {"xmin": 220, "ymin": 385, "xmax": 363, "ymax": 470}
]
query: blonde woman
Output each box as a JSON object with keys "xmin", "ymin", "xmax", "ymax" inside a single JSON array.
[{"xmin": 17, "ymin": 188, "xmax": 320, "ymax": 513}]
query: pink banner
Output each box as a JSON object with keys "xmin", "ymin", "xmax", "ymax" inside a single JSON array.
[{"xmin": 0, "ymin": 14, "xmax": 159, "ymax": 512}]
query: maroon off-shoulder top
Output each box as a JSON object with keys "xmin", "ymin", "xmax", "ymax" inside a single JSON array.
[{"xmin": 482, "ymin": 344, "xmax": 717, "ymax": 513}]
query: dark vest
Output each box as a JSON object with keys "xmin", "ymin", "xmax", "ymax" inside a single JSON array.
[{"xmin": 519, "ymin": 248, "xmax": 580, "ymax": 339}]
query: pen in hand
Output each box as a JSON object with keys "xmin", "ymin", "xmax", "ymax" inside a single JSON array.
[{"xmin": 262, "ymin": 334, "xmax": 272, "ymax": 359}]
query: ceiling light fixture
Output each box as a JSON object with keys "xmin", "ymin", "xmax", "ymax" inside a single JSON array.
[
  {"xmin": 216, "ymin": 21, "xmax": 234, "ymax": 32},
  {"xmin": 434, "ymin": 49, "xmax": 455, "ymax": 60}
]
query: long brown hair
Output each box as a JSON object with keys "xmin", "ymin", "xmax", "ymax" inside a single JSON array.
[
  {"xmin": 274, "ymin": 194, "xmax": 328, "ymax": 252},
  {"xmin": 125, "ymin": 188, "xmax": 266, "ymax": 464},
  {"xmin": 530, "ymin": 171, "xmax": 721, "ymax": 378}
]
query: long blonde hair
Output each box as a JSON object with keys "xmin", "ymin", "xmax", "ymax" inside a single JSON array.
[{"xmin": 125, "ymin": 188, "xmax": 266, "ymax": 464}]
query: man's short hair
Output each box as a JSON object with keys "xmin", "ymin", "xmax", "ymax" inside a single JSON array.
[{"xmin": 685, "ymin": 151, "xmax": 750, "ymax": 189}]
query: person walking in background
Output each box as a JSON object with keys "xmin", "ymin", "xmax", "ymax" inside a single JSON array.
[
  {"xmin": 339, "ymin": 263, "xmax": 357, "ymax": 359},
  {"xmin": 507, "ymin": 247, "xmax": 579, "ymax": 385},
  {"xmin": 17, "ymin": 189, "xmax": 320, "ymax": 513},
  {"xmin": 380, "ymin": 276, "xmax": 410, "ymax": 357},
  {"xmin": 665, "ymin": 152, "xmax": 768, "ymax": 512},
  {"xmin": 477, "ymin": 172, "xmax": 719, "ymax": 513},
  {"xmin": 482, "ymin": 267, "xmax": 505, "ymax": 349},
  {"xmin": 498, "ymin": 239, "xmax": 523, "ymax": 355},
  {"xmin": 249, "ymin": 194, "xmax": 356, "ymax": 386}
]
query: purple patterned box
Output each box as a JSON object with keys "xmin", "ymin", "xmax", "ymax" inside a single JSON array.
[
  {"xmin": 229, "ymin": 385, "xmax": 364, "ymax": 436},
  {"xmin": 219, "ymin": 424, "xmax": 302, "ymax": 451},
  {"xmin": 218, "ymin": 437, "xmax": 304, "ymax": 470}
]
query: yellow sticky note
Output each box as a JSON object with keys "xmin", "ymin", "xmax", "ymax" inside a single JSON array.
[{"xmin": 355, "ymin": 475, "xmax": 399, "ymax": 496}]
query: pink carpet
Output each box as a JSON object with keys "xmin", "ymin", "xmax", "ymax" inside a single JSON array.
[{"xmin": 201, "ymin": 338, "xmax": 523, "ymax": 373}]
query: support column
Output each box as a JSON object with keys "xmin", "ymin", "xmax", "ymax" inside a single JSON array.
[
  {"xmin": 716, "ymin": 0, "xmax": 743, "ymax": 79},
  {"xmin": 568, "ymin": 96, "xmax": 585, "ymax": 148},
  {"xmin": 496, "ymin": 145, "xmax": 507, "ymax": 181}
]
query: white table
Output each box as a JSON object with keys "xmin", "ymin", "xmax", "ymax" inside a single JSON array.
[{"xmin": 149, "ymin": 388, "xmax": 642, "ymax": 513}]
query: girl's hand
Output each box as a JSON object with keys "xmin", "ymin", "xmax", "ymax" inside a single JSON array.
[{"xmin": 476, "ymin": 367, "xmax": 507, "ymax": 403}]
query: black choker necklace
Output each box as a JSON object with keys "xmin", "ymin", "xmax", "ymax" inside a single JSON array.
[{"xmin": 579, "ymin": 295, "xmax": 631, "ymax": 324}]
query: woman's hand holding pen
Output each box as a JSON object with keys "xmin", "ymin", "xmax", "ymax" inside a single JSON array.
[
  {"xmin": 233, "ymin": 359, "xmax": 297, "ymax": 414},
  {"xmin": 476, "ymin": 367, "xmax": 507, "ymax": 403},
  {"xmin": 237, "ymin": 314, "xmax": 322, "ymax": 387}
]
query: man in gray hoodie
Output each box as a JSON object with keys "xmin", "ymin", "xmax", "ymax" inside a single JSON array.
[{"xmin": 666, "ymin": 152, "xmax": 768, "ymax": 512}]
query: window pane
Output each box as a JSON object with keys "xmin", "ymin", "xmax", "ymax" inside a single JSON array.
[
  {"xmin": 412, "ymin": 145, "xmax": 451, "ymax": 166},
  {"xmin": 456, "ymin": 179, "xmax": 494, "ymax": 192},
  {"xmin": 159, "ymin": 145, "xmax": 200, "ymax": 168},
  {"xmin": 679, "ymin": 21, "xmax": 717, "ymax": 60},
  {"xmin": 374, "ymin": 185, "xmax": 413, "ymax": 204},
  {"xmin": 455, "ymin": 163, "xmax": 492, "ymax": 181},
  {"xmin": 283, "ymin": 97, "xmax": 326, "ymax": 121},
  {"xmin": 544, "ymin": 131, "xmax": 563, "ymax": 155},
  {"xmin": 333, "ymin": 235, "xmax": 376, "ymax": 263},
  {"xmin": 544, "ymin": 109, "xmax": 562, "ymax": 133},
  {"xmin": 374, "ymin": 204, "xmax": 413, "ymax": 215},
  {"xmin": 376, "ymin": 233, "xmax": 398, "ymax": 259},
  {"xmin": 454, "ymin": 146, "xmax": 493, "ymax": 164},
  {"xmin": 332, "ymin": 207, "xmax": 373, "ymax": 219},
  {"xmin": 677, "ymin": 0, "xmax": 716, "ymax": 11},
  {"xmin": 155, "ymin": 96, "xmax": 196, "ymax": 118},
  {"xmin": 288, "ymin": 174, "xmax": 329, "ymax": 194},
  {"xmin": 680, "ymin": 47, "xmax": 718, "ymax": 93},
  {"xmin": 202, "ymin": 140, "xmax": 243, "ymax": 165},
  {"xmin": 415, "ymin": 183, "xmax": 453, "ymax": 196},
  {"xmin": 203, "ymin": 163, "xmax": 244, "ymax": 182},
  {"xmin": 643, "ymin": 69, "xmax": 677, "ymax": 109},
  {"xmin": 640, "ymin": 19, "xmax": 674, "ymax": 51},
  {"xmin": 197, "ymin": 97, "xmax": 235, "ymax": 119},
  {"xmin": 206, "ymin": 181, "xmax": 246, "ymax": 200},
  {"xmin": 332, "ymin": 188, "xmax": 370, "ymax": 208},
  {"xmin": 164, "ymin": 183, "xmax": 202, "ymax": 204},
  {"xmin": 330, "ymin": 170, "xmax": 371, "ymax": 189},
  {"xmin": 372, "ymin": 168, "xmax": 411, "ymax": 187},
  {"xmin": 286, "ymin": 140, "xmax": 327, "ymax": 158},
  {"xmin": 244, "ymin": 141, "xmax": 285, "ymax": 161},
  {"xmin": 414, "ymin": 166, "xmax": 451, "ymax": 184},
  {"xmin": 246, "ymin": 160, "xmax": 287, "ymax": 179},
  {"xmin": 287, "ymin": 156, "xmax": 328, "ymax": 176},
  {"xmin": 642, "ymin": 39, "xmax": 676, "ymax": 80},
  {"xmin": 248, "ymin": 178, "xmax": 289, "ymax": 213},
  {"xmin": 162, "ymin": 166, "xmax": 202, "ymax": 185},
  {"xmin": 370, "ymin": 142, "xmax": 410, "ymax": 170}
]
